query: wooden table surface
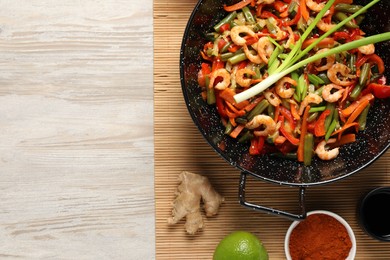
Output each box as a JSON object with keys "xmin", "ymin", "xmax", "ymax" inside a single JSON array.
[{"xmin": 0, "ymin": 1, "xmax": 154, "ymax": 259}]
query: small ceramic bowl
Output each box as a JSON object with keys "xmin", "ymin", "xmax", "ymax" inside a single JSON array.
[
  {"xmin": 284, "ymin": 210, "xmax": 356, "ymax": 260},
  {"xmin": 358, "ymin": 187, "xmax": 390, "ymax": 241}
]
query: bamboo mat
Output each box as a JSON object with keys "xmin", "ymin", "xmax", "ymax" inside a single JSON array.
[{"xmin": 154, "ymin": 1, "xmax": 390, "ymax": 259}]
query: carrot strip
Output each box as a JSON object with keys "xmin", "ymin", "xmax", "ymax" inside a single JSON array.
[
  {"xmin": 328, "ymin": 134, "xmax": 356, "ymax": 149},
  {"xmin": 331, "ymin": 122, "xmax": 359, "ymax": 139},
  {"xmin": 302, "ymin": 37, "xmax": 335, "ymax": 49},
  {"xmin": 225, "ymin": 101, "xmax": 246, "ymax": 117},
  {"xmin": 290, "ymin": 102, "xmax": 300, "ymax": 120},
  {"xmin": 345, "ymin": 99, "xmax": 370, "ymax": 125},
  {"xmin": 219, "ymin": 88, "xmax": 236, "ymax": 104},
  {"xmin": 274, "ymin": 105, "xmax": 281, "ymax": 122},
  {"xmin": 229, "ymin": 124, "xmax": 245, "ymax": 138},
  {"xmin": 341, "ymin": 93, "xmax": 374, "ymax": 117},
  {"xmin": 224, "ymin": 0, "xmax": 252, "ymax": 12},
  {"xmin": 300, "ymin": 0, "xmax": 309, "ymax": 22},
  {"xmin": 297, "ymin": 105, "xmax": 310, "ymax": 162},
  {"xmin": 229, "ymin": 117, "xmax": 237, "ymax": 127}
]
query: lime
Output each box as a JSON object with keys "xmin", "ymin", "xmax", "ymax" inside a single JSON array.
[{"xmin": 213, "ymin": 231, "xmax": 269, "ymax": 260}]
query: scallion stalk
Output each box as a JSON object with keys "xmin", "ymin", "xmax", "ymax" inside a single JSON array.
[{"xmin": 234, "ymin": 32, "xmax": 390, "ymax": 103}]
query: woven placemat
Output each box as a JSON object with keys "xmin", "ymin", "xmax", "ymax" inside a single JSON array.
[{"xmin": 154, "ymin": 1, "xmax": 390, "ymax": 259}]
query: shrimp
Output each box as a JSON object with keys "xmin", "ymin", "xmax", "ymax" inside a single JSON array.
[
  {"xmin": 299, "ymin": 93, "xmax": 323, "ymax": 115},
  {"xmin": 315, "ymin": 139, "xmax": 340, "ymax": 160},
  {"xmin": 358, "ymin": 43, "xmax": 375, "ymax": 55},
  {"xmin": 264, "ymin": 90, "xmax": 281, "ymax": 107},
  {"xmin": 314, "ymin": 48, "xmax": 335, "ymax": 71},
  {"xmin": 283, "ymin": 26, "xmax": 295, "ymax": 49},
  {"xmin": 246, "ymin": 115, "xmax": 277, "ymax": 137},
  {"xmin": 272, "ymin": 25, "xmax": 288, "ymax": 41},
  {"xmin": 275, "ymin": 77, "xmax": 297, "ymax": 99},
  {"xmin": 327, "ymin": 63, "xmax": 357, "ymax": 86},
  {"xmin": 306, "ymin": 0, "xmax": 325, "ymax": 12},
  {"xmin": 209, "ymin": 68, "xmax": 231, "ymax": 90},
  {"xmin": 322, "ymin": 84, "xmax": 345, "ymax": 103},
  {"xmin": 316, "ymin": 20, "xmax": 336, "ymax": 32},
  {"xmin": 257, "ymin": 37, "xmax": 274, "ymax": 64},
  {"xmin": 235, "ymin": 68, "xmax": 256, "ymax": 88},
  {"xmin": 230, "ymin": 25, "xmax": 257, "ymax": 46},
  {"xmin": 243, "ymin": 44, "xmax": 263, "ymax": 64}
]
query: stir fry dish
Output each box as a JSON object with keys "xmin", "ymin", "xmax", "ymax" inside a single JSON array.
[{"xmin": 197, "ymin": 0, "xmax": 390, "ymax": 165}]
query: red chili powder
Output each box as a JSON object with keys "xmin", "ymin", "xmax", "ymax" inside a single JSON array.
[{"xmin": 289, "ymin": 213, "xmax": 352, "ymax": 260}]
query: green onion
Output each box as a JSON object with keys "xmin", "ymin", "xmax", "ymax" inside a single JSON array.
[
  {"xmin": 358, "ymin": 104, "xmax": 370, "ymax": 130},
  {"xmin": 335, "ymin": 4, "xmax": 366, "ymax": 14},
  {"xmin": 224, "ymin": 120, "xmax": 233, "ymax": 135},
  {"xmin": 228, "ymin": 52, "xmax": 247, "ymax": 65},
  {"xmin": 308, "ymin": 74, "xmax": 325, "ymax": 87},
  {"xmin": 304, "ymin": 133, "xmax": 314, "ymax": 166},
  {"xmin": 246, "ymin": 100, "xmax": 269, "ymax": 121},
  {"xmin": 233, "ymin": 0, "xmax": 387, "ymax": 104},
  {"xmin": 205, "ymin": 76, "xmax": 215, "ymax": 105},
  {"xmin": 267, "ymin": 36, "xmax": 283, "ymax": 51},
  {"xmin": 234, "ymin": 32, "xmax": 390, "ymax": 103},
  {"xmin": 324, "ymin": 103, "xmax": 335, "ymax": 130},
  {"xmin": 309, "ymin": 106, "xmax": 326, "ymax": 113},
  {"xmin": 268, "ymin": 59, "xmax": 281, "ymax": 75},
  {"xmin": 334, "ymin": 12, "xmax": 359, "ymax": 29},
  {"xmin": 325, "ymin": 119, "xmax": 337, "ymax": 141},
  {"xmin": 242, "ymin": 6, "xmax": 256, "ymax": 24},
  {"xmin": 214, "ymin": 11, "xmax": 237, "ymax": 32}
]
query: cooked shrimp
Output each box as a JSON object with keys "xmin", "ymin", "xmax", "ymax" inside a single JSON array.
[
  {"xmin": 357, "ymin": 39, "xmax": 375, "ymax": 55},
  {"xmin": 315, "ymin": 139, "xmax": 340, "ymax": 160},
  {"xmin": 257, "ymin": 37, "xmax": 274, "ymax": 64},
  {"xmin": 246, "ymin": 115, "xmax": 277, "ymax": 137},
  {"xmin": 327, "ymin": 63, "xmax": 357, "ymax": 86},
  {"xmin": 230, "ymin": 26, "xmax": 256, "ymax": 46},
  {"xmin": 314, "ymin": 48, "xmax": 335, "ymax": 71},
  {"xmin": 306, "ymin": 0, "xmax": 325, "ymax": 12},
  {"xmin": 273, "ymin": 25, "xmax": 288, "ymax": 41},
  {"xmin": 243, "ymin": 44, "xmax": 263, "ymax": 64},
  {"xmin": 322, "ymin": 84, "xmax": 345, "ymax": 103},
  {"xmin": 264, "ymin": 90, "xmax": 281, "ymax": 107},
  {"xmin": 275, "ymin": 77, "xmax": 297, "ymax": 99},
  {"xmin": 283, "ymin": 26, "xmax": 295, "ymax": 49},
  {"xmin": 235, "ymin": 68, "xmax": 256, "ymax": 88},
  {"xmin": 209, "ymin": 68, "xmax": 231, "ymax": 90},
  {"xmin": 316, "ymin": 20, "xmax": 336, "ymax": 32},
  {"xmin": 299, "ymin": 93, "xmax": 323, "ymax": 115}
]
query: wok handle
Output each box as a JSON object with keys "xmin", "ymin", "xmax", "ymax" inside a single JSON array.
[{"xmin": 239, "ymin": 171, "xmax": 307, "ymax": 221}]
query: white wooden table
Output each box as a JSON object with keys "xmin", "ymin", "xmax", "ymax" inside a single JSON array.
[{"xmin": 0, "ymin": 1, "xmax": 154, "ymax": 259}]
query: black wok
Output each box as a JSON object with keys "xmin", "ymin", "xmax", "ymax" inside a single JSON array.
[{"xmin": 180, "ymin": 0, "xmax": 390, "ymax": 220}]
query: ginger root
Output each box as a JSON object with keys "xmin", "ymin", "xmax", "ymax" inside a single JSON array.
[{"xmin": 167, "ymin": 171, "xmax": 224, "ymax": 235}]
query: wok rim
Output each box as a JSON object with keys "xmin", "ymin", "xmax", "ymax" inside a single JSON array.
[{"xmin": 179, "ymin": 0, "xmax": 390, "ymax": 187}]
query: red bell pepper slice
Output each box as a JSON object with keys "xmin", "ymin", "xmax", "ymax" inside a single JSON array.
[
  {"xmin": 274, "ymin": 0, "xmax": 288, "ymax": 13},
  {"xmin": 215, "ymin": 91, "xmax": 228, "ymax": 118},
  {"xmin": 278, "ymin": 115, "xmax": 300, "ymax": 145},
  {"xmin": 355, "ymin": 54, "xmax": 385, "ymax": 74},
  {"xmin": 219, "ymin": 23, "xmax": 231, "ymax": 33},
  {"xmin": 211, "ymin": 58, "xmax": 225, "ymax": 72},
  {"xmin": 279, "ymin": 106, "xmax": 296, "ymax": 129},
  {"xmin": 197, "ymin": 63, "xmax": 211, "ymax": 87},
  {"xmin": 367, "ymin": 83, "xmax": 390, "ymax": 99},
  {"xmin": 224, "ymin": 0, "xmax": 252, "ymax": 12},
  {"xmin": 314, "ymin": 109, "xmax": 331, "ymax": 137},
  {"xmin": 282, "ymin": 6, "xmax": 301, "ymax": 26},
  {"xmin": 249, "ymin": 136, "xmax": 265, "ymax": 155}
]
